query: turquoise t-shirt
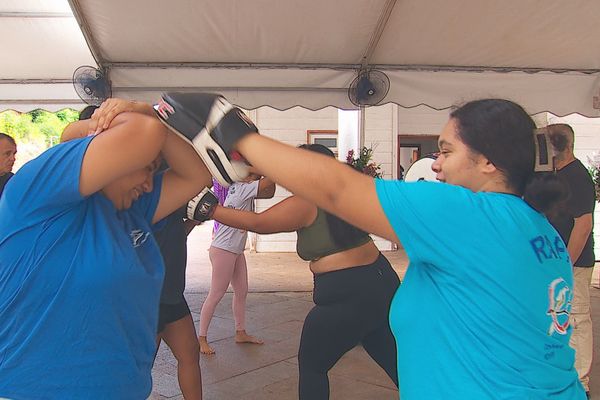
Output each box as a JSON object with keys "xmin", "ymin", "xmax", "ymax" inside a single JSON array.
[
  {"xmin": 376, "ymin": 179, "xmax": 585, "ymax": 400},
  {"xmin": 0, "ymin": 137, "xmax": 165, "ymax": 399}
]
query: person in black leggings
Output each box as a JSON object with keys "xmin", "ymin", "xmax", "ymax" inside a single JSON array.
[
  {"xmin": 299, "ymin": 254, "xmax": 399, "ymax": 398},
  {"xmin": 209, "ymin": 144, "xmax": 399, "ymax": 399}
]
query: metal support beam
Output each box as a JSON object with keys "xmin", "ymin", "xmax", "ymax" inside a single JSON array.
[
  {"xmin": 67, "ymin": 0, "xmax": 104, "ymax": 68},
  {"xmin": 0, "ymin": 12, "xmax": 72, "ymax": 18},
  {"xmin": 105, "ymin": 61, "xmax": 600, "ymax": 75},
  {"xmin": 113, "ymin": 86, "xmax": 349, "ymax": 92},
  {"xmin": 0, "ymin": 79, "xmax": 72, "ymax": 84},
  {"xmin": 361, "ymin": 0, "xmax": 397, "ymax": 68}
]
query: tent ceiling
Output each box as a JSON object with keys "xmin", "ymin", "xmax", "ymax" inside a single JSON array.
[
  {"xmin": 0, "ymin": 0, "xmax": 95, "ymax": 111},
  {"xmin": 3, "ymin": 0, "xmax": 600, "ymax": 116}
]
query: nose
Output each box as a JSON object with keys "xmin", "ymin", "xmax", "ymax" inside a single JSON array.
[{"xmin": 431, "ymin": 157, "xmax": 441, "ymax": 173}]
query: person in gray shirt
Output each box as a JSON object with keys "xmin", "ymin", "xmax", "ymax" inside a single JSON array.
[{"xmin": 198, "ymin": 172, "xmax": 275, "ymax": 354}]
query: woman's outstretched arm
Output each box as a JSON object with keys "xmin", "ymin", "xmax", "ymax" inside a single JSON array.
[
  {"xmin": 213, "ymin": 195, "xmax": 316, "ymax": 234},
  {"xmin": 235, "ymin": 133, "xmax": 399, "ymax": 244}
]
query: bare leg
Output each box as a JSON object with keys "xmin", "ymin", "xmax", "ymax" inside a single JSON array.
[
  {"xmin": 198, "ymin": 247, "xmax": 237, "ymax": 354},
  {"xmin": 162, "ymin": 314, "xmax": 203, "ymax": 400},
  {"xmin": 230, "ymin": 252, "xmax": 263, "ymax": 346}
]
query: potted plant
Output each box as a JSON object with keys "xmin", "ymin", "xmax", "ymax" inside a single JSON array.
[
  {"xmin": 346, "ymin": 146, "xmax": 383, "ymax": 178},
  {"xmin": 587, "ymin": 153, "xmax": 600, "ymax": 201}
]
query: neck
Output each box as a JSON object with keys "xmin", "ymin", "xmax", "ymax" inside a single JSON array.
[
  {"xmin": 471, "ymin": 172, "xmax": 517, "ymax": 195},
  {"xmin": 478, "ymin": 180, "xmax": 517, "ymax": 195},
  {"xmin": 554, "ymin": 153, "xmax": 576, "ymax": 170}
]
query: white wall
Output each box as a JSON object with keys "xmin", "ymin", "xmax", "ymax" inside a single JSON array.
[{"xmin": 251, "ymin": 106, "xmax": 338, "ymax": 252}]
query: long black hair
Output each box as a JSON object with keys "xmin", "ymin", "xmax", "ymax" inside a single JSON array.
[
  {"xmin": 450, "ymin": 99, "xmax": 565, "ymax": 214},
  {"xmin": 298, "ymin": 144, "xmax": 369, "ymax": 247}
]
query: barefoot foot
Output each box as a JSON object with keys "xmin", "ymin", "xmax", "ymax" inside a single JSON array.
[
  {"xmin": 198, "ymin": 336, "xmax": 215, "ymax": 355},
  {"xmin": 235, "ymin": 330, "xmax": 264, "ymax": 345}
]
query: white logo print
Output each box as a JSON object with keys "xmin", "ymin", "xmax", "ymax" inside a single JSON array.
[
  {"xmin": 130, "ymin": 229, "xmax": 150, "ymax": 248},
  {"xmin": 546, "ymin": 278, "xmax": 572, "ymax": 335}
]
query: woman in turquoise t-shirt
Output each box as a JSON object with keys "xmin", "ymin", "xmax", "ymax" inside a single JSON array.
[{"xmin": 221, "ymin": 98, "xmax": 586, "ymax": 399}]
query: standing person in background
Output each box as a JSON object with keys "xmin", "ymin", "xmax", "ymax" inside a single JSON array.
[
  {"xmin": 198, "ymin": 172, "xmax": 275, "ymax": 355},
  {"xmin": 547, "ymin": 123, "xmax": 596, "ymax": 398},
  {"xmin": 211, "ymin": 178, "xmax": 229, "ymax": 237},
  {"xmin": 0, "ymin": 133, "xmax": 17, "ymax": 197},
  {"xmin": 154, "ymin": 205, "xmax": 204, "ymax": 400}
]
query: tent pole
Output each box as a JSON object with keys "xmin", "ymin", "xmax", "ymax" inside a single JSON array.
[{"xmin": 359, "ymin": 106, "xmax": 365, "ymax": 149}]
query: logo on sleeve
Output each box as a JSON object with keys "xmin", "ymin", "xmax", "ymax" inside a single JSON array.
[
  {"xmin": 155, "ymin": 99, "xmax": 175, "ymax": 120},
  {"xmin": 546, "ymin": 277, "xmax": 572, "ymax": 335},
  {"xmin": 130, "ymin": 229, "xmax": 150, "ymax": 248}
]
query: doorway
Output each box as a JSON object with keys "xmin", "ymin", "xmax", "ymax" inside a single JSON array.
[{"xmin": 397, "ymin": 135, "xmax": 439, "ymax": 179}]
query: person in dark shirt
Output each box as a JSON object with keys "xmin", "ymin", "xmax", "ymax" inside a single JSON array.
[
  {"xmin": 547, "ymin": 123, "xmax": 595, "ymax": 397},
  {"xmin": 154, "ymin": 207, "xmax": 203, "ymax": 400},
  {"xmin": 0, "ymin": 133, "xmax": 17, "ymax": 197}
]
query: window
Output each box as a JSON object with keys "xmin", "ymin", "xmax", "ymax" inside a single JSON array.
[{"xmin": 307, "ymin": 130, "xmax": 338, "ymax": 156}]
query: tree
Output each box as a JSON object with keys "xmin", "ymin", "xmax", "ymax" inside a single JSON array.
[{"xmin": 0, "ymin": 108, "xmax": 80, "ymax": 170}]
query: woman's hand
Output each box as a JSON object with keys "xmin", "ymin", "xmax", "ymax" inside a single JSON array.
[{"xmin": 88, "ymin": 99, "xmax": 157, "ymax": 135}]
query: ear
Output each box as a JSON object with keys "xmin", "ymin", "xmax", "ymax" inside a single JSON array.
[{"xmin": 476, "ymin": 154, "xmax": 498, "ymax": 175}]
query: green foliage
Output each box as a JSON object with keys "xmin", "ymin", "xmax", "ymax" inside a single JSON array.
[
  {"xmin": 0, "ymin": 108, "xmax": 79, "ymax": 148},
  {"xmin": 0, "ymin": 108, "xmax": 80, "ymax": 170},
  {"xmin": 587, "ymin": 156, "xmax": 600, "ymax": 202},
  {"xmin": 345, "ymin": 146, "xmax": 383, "ymax": 178}
]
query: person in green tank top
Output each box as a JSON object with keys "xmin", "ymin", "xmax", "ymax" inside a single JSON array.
[{"xmin": 209, "ymin": 144, "xmax": 400, "ymax": 400}]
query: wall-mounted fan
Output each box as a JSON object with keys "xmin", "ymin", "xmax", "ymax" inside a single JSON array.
[
  {"xmin": 72, "ymin": 65, "xmax": 112, "ymax": 106},
  {"xmin": 348, "ymin": 69, "xmax": 390, "ymax": 107}
]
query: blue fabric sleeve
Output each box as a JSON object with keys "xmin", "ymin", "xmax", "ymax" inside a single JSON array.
[{"xmin": 375, "ymin": 179, "xmax": 483, "ymax": 265}]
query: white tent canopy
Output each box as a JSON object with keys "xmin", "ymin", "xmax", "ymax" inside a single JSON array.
[
  {"xmin": 3, "ymin": 0, "xmax": 600, "ymax": 115},
  {"xmin": 0, "ymin": 0, "xmax": 95, "ymax": 111}
]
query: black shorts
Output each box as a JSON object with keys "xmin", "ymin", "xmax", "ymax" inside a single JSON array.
[{"xmin": 157, "ymin": 299, "xmax": 191, "ymax": 334}]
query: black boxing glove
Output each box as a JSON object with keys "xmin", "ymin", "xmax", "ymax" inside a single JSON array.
[
  {"xmin": 187, "ymin": 188, "xmax": 218, "ymax": 222},
  {"xmin": 154, "ymin": 92, "xmax": 258, "ymax": 187}
]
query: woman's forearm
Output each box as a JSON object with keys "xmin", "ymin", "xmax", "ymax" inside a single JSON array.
[
  {"xmin": 60, "ymin": 120, "xmax": 90, "ymax": 142},
  {"xmin": 213, "ymin": 206, "xmax": 262, "ymax": 232}
]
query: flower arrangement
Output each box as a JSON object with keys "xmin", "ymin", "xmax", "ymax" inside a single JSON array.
[
  {"xmin": 586, "ymin": 153, "xmax": 600, "ymax": 201},
  {"xmin": 346, "ymin": 146, "xmax": 383, "ymax": 178}
]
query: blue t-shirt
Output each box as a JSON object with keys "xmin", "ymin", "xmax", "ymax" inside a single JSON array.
[
  {"xmin": 376, "ymin": 180, "xmax": 585, "ymax": 400},
  {"xmin": 0, "ymin": 137, "xmax": 165, "ymax": 399}
]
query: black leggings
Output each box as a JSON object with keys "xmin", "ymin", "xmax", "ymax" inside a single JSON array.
[{"xmin": 298, "ymin": 253, "xmax": 400, "ymax": 400}]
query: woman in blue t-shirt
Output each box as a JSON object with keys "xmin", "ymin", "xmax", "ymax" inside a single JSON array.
[
  {"xmin": 216, "ymin": 98, "xmax": 586, "ymax": 399},
  {"xmin": 0, "ymin": 99, "xmax": 212, "ymax": 399}
]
